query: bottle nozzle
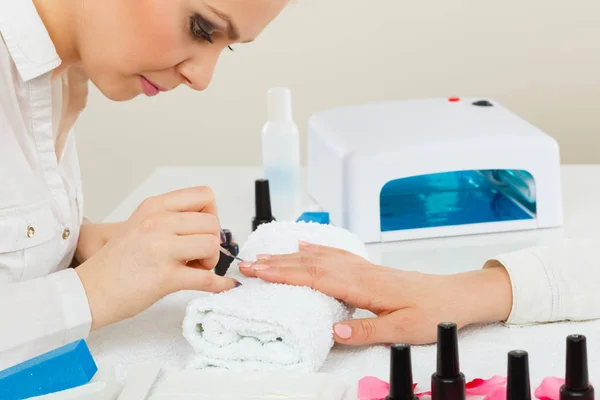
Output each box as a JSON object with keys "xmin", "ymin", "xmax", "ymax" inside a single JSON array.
[{"xmin": 268, "ymin": 87, "xmax": 292, "ymax": 121}]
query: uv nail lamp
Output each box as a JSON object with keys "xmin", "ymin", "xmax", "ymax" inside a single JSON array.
[{"xmin": 307, "ymin": 98, "xmax": 563, "ymax": 243}]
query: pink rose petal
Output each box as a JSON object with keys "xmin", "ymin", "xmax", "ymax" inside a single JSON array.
[
  {"xmin": 359, "ymin": 375, "xmax": 508, "ymax": 399},
  {"xmin": 358, "ymin": 377, "xmax": 421, "ymax": 399},
  {"xmin": 534, "ymin": 377, "xmax": 564, "ymax": 400},
  {"xmin": 467, "ymin": 376, "xmax": 508, "ymax": 395},
  {"xmin": 415, "ymin": 376, "xmax": 507, "ymax": 398},
  {"xmin": 483, "ymin": 385, "xmax": 507, "ymax": 400},
  {"xmin": 358, "ymin": 376, "xmax": 389, "ymax": 400}
]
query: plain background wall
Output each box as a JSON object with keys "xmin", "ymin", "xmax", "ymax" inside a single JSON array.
[{"xmin": 75, "ymin": 0, "xmax": 600, "ymax": 221}]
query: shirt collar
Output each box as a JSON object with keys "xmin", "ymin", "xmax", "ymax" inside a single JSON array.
[{"xmin": 0, "ymin": 0, "xmax": 61, "ymax": 82}]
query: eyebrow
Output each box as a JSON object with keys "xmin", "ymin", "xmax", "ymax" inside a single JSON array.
[{"xmin": 206, "ymin": 5, "xmax": 254, "ymax": 43}]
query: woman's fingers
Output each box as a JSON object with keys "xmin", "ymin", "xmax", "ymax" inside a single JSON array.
[
  {"xmin": 175, "ymin": 267, "xmax": 239, "ymax": 293},
  {"xmin": 172, "ymin": 234, "xmax": 221, "ymax": 269},
  {"xmin": 140, "ymin": 212, "xmax": 220, "ymax": 236},
  {"xmin": 141, "ymin": 186, "xmax": 219, "ymax": 215}
]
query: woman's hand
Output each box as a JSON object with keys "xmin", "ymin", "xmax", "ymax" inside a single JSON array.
[
  {"xmin": 75, "ymin": 221, "xmax": 123, "ymax": 265},
  {"xmin": 239, "ymin": 242, "xmax": 513, "ymax": 345},
  {"xmin": 75, "ymin": 186, "xmax": 238, "ymax": 331}
]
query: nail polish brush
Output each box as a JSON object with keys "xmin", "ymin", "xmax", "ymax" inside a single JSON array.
[{"xmin": 220, "ymin": 246, "xmax": 245, "ymax": 263}]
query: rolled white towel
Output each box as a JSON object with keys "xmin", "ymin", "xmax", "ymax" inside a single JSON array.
[{"xmin": 182, "ymin": 221, "xmax": 369, "ymax": 373}]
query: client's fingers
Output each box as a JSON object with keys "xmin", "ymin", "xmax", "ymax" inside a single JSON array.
[
  {"xmin": 298, "ymin": 241, "xmax": 364, "ymax": 259},
  {"xmin": 238, "ymin": 254, "xmax": 331, "ymax": 279},
  {"xmin": 239, "ymin": 249, "xmax": 365, "ymax": 275},
  {"xmin": 332, "ymin": 312, "xmax": 410, "ymax": 346},
  {"xmin": 250, "ymin": 264, "xmax": 352, "ymax": 302},
  {"xmin": 176, "ymin": 267, "xmax": 239, "ymax": 293}
]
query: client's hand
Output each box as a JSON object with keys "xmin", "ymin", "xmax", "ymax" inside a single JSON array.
[
  {"xmin": 76, "ymin": 186, "xmax": 239, "ymax": 331},
  {"xmin": 239, "ymin": 242, "xmax": 513, "ymax": 345}
]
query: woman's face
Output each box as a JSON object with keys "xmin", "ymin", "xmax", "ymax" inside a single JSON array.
[{"xmin": 76, "ymin": 0, "xmax": 288, "ymax": 101}]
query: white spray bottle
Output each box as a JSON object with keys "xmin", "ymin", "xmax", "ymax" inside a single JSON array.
[{"xmin": 261, "ymin": 87, "xmax": 301, "ymax": 222}]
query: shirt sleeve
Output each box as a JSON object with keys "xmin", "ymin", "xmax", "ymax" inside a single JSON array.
[
  {"xmin": 0, "ymin": 268, "xmax": 92, "ymax": 371},
  {"xmin": 485, "ymin": 237, "xmax": 600, "ymax": 325}
]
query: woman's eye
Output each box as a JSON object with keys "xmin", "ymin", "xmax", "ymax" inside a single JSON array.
[{"xmin": 190, "ymin": 15, "xmax": 215, "ymax": 43}]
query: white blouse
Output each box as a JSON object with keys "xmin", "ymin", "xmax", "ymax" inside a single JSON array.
[{"xmin": 0, "ymin": 0, "xmax": 91, "ymax": 370}]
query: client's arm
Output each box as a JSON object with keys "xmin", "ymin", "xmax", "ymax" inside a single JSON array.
[
  {"xmin": 241, "ymin": 238, "xmax": 600, "ymax": 345},
  {"xmin": 485, "ymin": 237, "xmax": 600, "ymax": 325}
]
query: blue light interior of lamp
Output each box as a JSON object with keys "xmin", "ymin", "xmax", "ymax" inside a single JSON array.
[{"xmin": 380, "ymin": 169, "xmax": 536, "ymax": 232}]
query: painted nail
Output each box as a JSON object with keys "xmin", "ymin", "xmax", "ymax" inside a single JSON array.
[
  {"xmin": 234, "ymin": 281, "xmax": 242, "ymax": 288},
  {"xmin": 256, "ymin": 254, "xmax": 271, "ymax": 260},
  {"xmin": 252, "ymin": 264, "xmax": 271, "ymax": 271},
  {"xmin": 334, "ymin": 324, "xmax": 352, "ymax": 340},
  {"xmin": 238, "ymin": 261, "xmax": 252, "ymax": 268}
]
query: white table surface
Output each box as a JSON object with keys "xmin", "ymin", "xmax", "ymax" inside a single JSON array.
[{"xmin": 92, "ymin": 164, "xmax": 600, "ymax": 397}]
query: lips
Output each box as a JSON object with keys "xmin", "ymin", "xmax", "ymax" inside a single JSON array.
[{"xmin": 140, "ymin": 76, "xmax": 162, "ymax": 97}]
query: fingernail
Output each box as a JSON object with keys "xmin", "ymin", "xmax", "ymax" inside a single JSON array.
[
  {"xmin": 238, "ymin": 261, "xmax": 252, "ymax": 268},
  {"xmin": 256, "ymin": 254, "xmax": 271, "ymax": 260},
  {"xmin": 252, "ymin": 264, "xmax": 271, "ymax": 271},
  {"xmin": 234, "ymin": 281, "xmax": 242, "ymax": 288},
  {"xmin": 334, "ymin": 324, "xmax": 352, "ymax": 340}
]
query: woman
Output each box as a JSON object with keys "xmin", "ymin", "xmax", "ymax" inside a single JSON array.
[
  {"xmin": 240, "ymin": 238, "xmax": 600, "ymax": 346},
  {"xmin": 0, "ymin": 0, "xmax": 288, "ymax": 370}
]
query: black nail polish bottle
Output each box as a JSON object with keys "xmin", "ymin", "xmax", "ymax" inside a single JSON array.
[
  {"xmin": 507, "ymin": 350, "xmax": 531, "ymax": 400},
  {"xmin": 560, "ymin": 335, "xmax": 594, "ymax": 400},
  {"xmin": 214, "ymin": 230, "xmax": 239, "ymax": 277},
  {"xmin": 252, "ymin": 179, "xmax": 276, "ymax": 231},
  {"xmin": 431, "ymin": 322, "xmax": 466, "ymax": 400},
  {"xmin": 386, "ymin": 344, "xmax": 417, "ymax": 400}
]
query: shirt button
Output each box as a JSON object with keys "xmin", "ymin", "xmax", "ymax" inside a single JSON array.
[
  {"xmin": 27, "ymin": 226, "xmax": 35, "ymax": 238},
  {"xmin": 62, "ymin": 228, "xmax": 71, "ymax": 240}
]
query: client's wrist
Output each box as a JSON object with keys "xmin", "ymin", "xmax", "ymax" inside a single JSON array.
[{"xmin": 458, "ymin": 264, "xmax": 513, "ymax": 325}]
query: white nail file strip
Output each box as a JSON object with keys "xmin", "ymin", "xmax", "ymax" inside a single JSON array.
[
  {"xmin": 147, "ymin": 370, "xmax": 347, "ymax": 400},
  {"xmin": 117, "ymin": 363, "xmax": 162, "ymax": 400}
]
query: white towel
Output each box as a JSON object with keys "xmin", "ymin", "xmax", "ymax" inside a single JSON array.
[{"xmin": 181, "ymin": 221, "xmax": 370, "ymax": 373}]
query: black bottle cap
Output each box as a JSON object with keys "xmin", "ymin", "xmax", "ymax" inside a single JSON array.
[
  {"xmin": 431, "ymin": 322, "xmax": 465, "ymax": 400},
  {"xmin": 565, "ymin": 335, "xmax": 589, "ymax": 391},
  {"xmin": 437, "ymin": 322, "xmax": 460, "ymax": 378},
  {"xmin": 252, "ymin": 179, "xmax": 276, "ymax": 231},
  {"xmin": 386, "ymin": 344, "xmax": 415, "ymax": 400},
  {"xmin": 255, "ymin": 179, "xmax": 273, "ymax": 219},
  {"xmin": 507, "ymin": 350, "xmax": 531, "ymax": 400}
]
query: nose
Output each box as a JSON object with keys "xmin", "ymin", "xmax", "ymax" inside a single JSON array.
[{"xmin": 177, "ymin": 48, "xmax": 220, "ymax": 91}]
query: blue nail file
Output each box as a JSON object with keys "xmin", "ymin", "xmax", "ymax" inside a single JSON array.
[
  {"xmin": 296, "ymin": 212, "xmax": 330, "ymax": 225},
  {"xmin": 0, "ymin": 340, "xmax": 97, "ymax": 400}
]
